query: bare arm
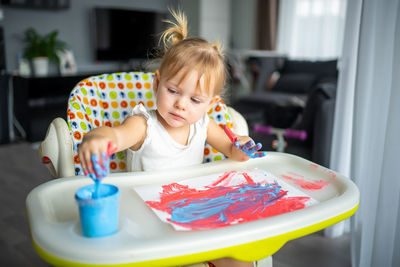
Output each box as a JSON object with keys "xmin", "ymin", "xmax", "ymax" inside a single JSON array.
[
  {"xmin": 78, "ymin": 115, "xmax": 147, "ymax": 173},
  {"xmin": 206, "ymin": 120, "xmax": 252, "ymax": 161}
]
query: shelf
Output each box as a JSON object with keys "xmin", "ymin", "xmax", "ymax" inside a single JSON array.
[
  {"xmin": 0, "ymin": 0, "xmax": 70, "ymax": 10},
  {"xmin": 12, "ymin": 74, "xmax": 88, "ymax": 142}
]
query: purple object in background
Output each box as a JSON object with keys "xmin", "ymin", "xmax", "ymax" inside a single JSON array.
[{"xmin": 253, "ymin": 125, "xmax": 307, "ymax": 141}]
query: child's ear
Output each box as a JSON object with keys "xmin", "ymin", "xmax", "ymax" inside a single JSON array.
[
  {"xmin": 208, "ymin": 95, "xmax": 220, "ymax": 109},
  {"xmin": 153, "ymin": 70, "xmax": 160, "ymax": 94}
]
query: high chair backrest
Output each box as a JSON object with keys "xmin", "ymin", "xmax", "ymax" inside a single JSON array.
[{"xmin": 67, "ymin": 72, "xmax": 233, "ymax": 175}]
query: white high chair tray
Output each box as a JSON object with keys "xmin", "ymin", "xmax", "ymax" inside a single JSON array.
[{"xmin": 26, "ymin": 152, "xmax": 359, "ymax": 266}]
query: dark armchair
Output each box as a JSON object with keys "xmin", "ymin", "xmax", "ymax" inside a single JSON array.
[{"xmin": 233, "ymin": 58, "xmax": 338, "ymax": 167}]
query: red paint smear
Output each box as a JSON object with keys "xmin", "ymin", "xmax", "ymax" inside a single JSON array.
[
  {"xmin": 211, "ymin": 171, "xmax": 255, "ymax": 187},
  {"xmin": 146, "ymin": 171, "xmax": 311, "ymax": 230},
  {"xmin": 281, "ymin": 174, "xmax": 331, "ymax": 190},
  {"xmin": 242, "ymin": 172, "xmax": 256, "ymax": 184},
  {"xmin": 327, "ymin": 170, "xmax": 337, "ymax": 179},
  {"xmin": 309, "ymin": 163, "xmax": 319, "ymax": 169},
  {"xmin": 287, "ymin": 171, "xmax": 304, "ymax": 178},
  {"xmin": 308, "ymin": 163, "xmax": 337, "ymax": 179},
  {"xmin": 211, "ymin": 171, "xmax": 234, "ymax": 187}
]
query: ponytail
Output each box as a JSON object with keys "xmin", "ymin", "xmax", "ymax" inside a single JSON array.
[
  {"xmin": 211, "ymin": 41, "xmax": 225, "ymax": 59},
  {"xmin": 160, "ymin": 9, "xmax": 188, "ymax": 51}
]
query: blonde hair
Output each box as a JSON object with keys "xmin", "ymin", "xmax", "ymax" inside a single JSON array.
[{"xmin": 158, "ymin": 9, "xmax": 227, "ymax": 96}]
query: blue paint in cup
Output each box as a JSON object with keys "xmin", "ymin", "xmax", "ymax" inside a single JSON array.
[{"xmin": 75, "ymin": 184, "xmax": 120, "ymax": 238}]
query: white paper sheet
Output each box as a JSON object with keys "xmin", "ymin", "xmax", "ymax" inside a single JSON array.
[{"xmin": 133, "ymin": 169, "xmax": 318, "ymax": 231}]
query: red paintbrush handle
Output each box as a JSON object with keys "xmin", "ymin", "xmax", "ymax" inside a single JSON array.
[{"xmin": 223, "ymin": 125, "xmax": 238, "ymax": 143}]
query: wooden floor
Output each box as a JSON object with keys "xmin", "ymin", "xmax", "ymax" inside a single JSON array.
[
  {"xmin": 0, "ymin": 142, "xmax": 350, "ymax": 267},
  {"xmin": 273, "ymin": 231, "xmax": 350, "ymax": 267}
]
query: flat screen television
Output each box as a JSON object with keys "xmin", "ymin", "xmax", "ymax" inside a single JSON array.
[{"xmin": 92, "ymin": 7, "xmax": 167, "ymax": 61}]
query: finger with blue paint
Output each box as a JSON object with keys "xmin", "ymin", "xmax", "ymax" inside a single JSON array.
[
  {"xmin": 100, "ymin": 152, "xmax": 110, "ymax": 177},
  {"xmin": 243, "ymin": 140, "xmax": 255, "ymax": 151},
  {"xmin": 234, "ymin": 140, "xmax": 266, "ymax": 158},
  {"xmin": 91, "ymin": 154, "xmax": 102, "ymax": 180},
  {"xmin": 91, "ymin": 153, "xmax": 110, "ymax": 180},
  {"xmin": 246, "ymin": 143, "xmax": 267, "ymax": 158},
  {"xmin": 84, "ymin": 141, "xmax": 115, "ymax": 181},
  {"xmin": 88, "ymin": 172, "xmax": 97, "ymax": 180},
  {"xmin": 252, "ymin": 151, "xmax": 267, "ymax": 158},
  {"xmin": 85, "ymin": 161, "xmax": 97, "ymax": 179},
  {"xmin": 243, "ymin": 141, "xmax": 262, "ymax": 155}
]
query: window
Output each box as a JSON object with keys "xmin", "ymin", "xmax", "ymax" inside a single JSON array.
[{"xmin": 277, "ymin": 0, "xmax": 347, "ymax": 59}]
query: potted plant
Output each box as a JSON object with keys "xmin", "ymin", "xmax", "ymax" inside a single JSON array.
[{"xmin": 22, "ymin": 28, "xmax": 67, "ymax": 76}]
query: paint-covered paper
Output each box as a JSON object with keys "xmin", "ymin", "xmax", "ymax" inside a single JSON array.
[{"xmin": 133, "ymin": 169, "xmax": 318, "ymax": 231}]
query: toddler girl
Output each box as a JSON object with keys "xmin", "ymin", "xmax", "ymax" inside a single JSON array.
[{"xmin": 78, "ymin": 9, "xmax": 263, "ymax": 267}]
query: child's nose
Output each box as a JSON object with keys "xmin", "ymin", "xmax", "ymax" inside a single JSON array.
[{"xmin": 174, "ymin": 97, "xmax": 187, "ymax": 110}]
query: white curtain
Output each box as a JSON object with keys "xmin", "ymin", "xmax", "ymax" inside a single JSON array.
[
  {"xmin": 277, "ymin": 0, "xmax": 347, "ymax": 59},
  {"xmin": 329, "ymin": 0, "xmax": 400, "ymax": 266},
  {"xmin": 323, "ymin": 0, "xmax": 362, "ymax": 240}
]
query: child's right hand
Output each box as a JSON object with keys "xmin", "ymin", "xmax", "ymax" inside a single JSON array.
[{"xmin": 78, "ymin": 135, "xmax": 117, "ymax": 178}]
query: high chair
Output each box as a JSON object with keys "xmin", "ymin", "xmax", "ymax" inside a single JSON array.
[
  {"xmin": 28, "ymin": 71, "xmax": 359, "ymax": 267},
  {"xmin": 38, "ymin": 71, "xmax": 249, "ymax": 178}
]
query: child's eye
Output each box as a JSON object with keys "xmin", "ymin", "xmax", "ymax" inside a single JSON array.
[
  {"xmin": 167, "ymin": 88, "xmax": 178, "ymax": 94},
  {"xmin": 191, "ymin": 97, "xmax": 201, "ymax": 104}
]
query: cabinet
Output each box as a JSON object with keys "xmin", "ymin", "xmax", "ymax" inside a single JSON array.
[
  {"xmin": 12, "ymin": 74, "xmax": 95, "ymax": 142},
  {"xmin": 0, "ymin": 0, "xmax": 70, "ymax": 10}
]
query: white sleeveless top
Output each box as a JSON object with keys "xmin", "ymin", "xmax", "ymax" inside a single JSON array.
[{"xmin": 126, "ymin": 104, "xmax": 210, "ymax": 172}]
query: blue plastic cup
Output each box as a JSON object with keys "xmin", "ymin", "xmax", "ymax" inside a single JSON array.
[{"xmin": 75, "ymin": 184, "xmax": 120, "ymax": 238}]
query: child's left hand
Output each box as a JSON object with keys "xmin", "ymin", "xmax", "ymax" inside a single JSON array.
[
  {"xmin": 84, "ymin": 142, "xmax": 116, "ymax": 181},
  {"xmin": 220, "ymin": 124, "xmax": 266, "ymax": 161},
  {"xmin": 89, "ymin": 152, "xmax": 110, "ymax": 180},
  {"xmin": 234, "ymin": 139, "xmax": 266, "ymax": 159}
]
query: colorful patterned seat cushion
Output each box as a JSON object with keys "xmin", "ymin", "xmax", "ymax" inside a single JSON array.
[{"xmin": 67, "ymin": 72, "xmax": 233, "ymax": 175}]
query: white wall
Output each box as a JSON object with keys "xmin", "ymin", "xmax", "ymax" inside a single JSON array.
[
  {"xmin": 182, "ymin": 0, "xmax": 232, "ymax": 47},
  {"xmin": 231, "ymin": 0, "xmax": 257, "ymax": 49},
  {"xmin": 180, "ymin": 0, "xmax": 200, "ymax": 37},
  {"xmin": 198, "ymin": 0, "xmax": 231, "ymax": 46},
  {"xmin": 181, "ymin": 0, "xmax": 257, "ymax": 49}
]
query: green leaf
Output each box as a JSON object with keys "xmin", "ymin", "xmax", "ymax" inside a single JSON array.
[{"xmin": 22, "ymin": 27, "xmax": 68, "ymax": 62}]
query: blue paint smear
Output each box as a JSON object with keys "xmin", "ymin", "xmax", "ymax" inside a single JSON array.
[{"xmin": 168, "ymin": 183, "xmax": 286, "ymax": 224}]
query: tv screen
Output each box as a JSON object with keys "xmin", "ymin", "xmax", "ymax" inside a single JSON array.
[{"xmin": 93, "ymin": 7, "xmax": 167, "ymax": 61}]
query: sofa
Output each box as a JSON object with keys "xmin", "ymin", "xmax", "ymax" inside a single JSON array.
[{"xmin": 232, "ymin": 58, "xmax": 338, "ymax": 167}]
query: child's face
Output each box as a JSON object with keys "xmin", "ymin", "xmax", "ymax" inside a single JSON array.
[{"xmin": 153, "ymin": 69, "xmax": 218, "ymax": 129}]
